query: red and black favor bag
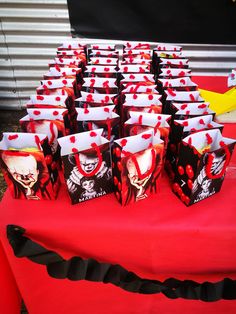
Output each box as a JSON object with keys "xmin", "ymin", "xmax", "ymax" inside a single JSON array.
[
  {"xmin": 0, "ymin": 132, "xmax": 60, "ymax": 200},
  {"xmin": 76, "ymin": 105, "xmax": 120, "ymax": 141},
  {"xmin": 112, "ymin": 130, "xmax": 164, "ymax": 206},
  {"xmin": 165, "ymin": 115, "xmax": 223, "ymax": 179},
  {"xmin": 20, "ymin": 109, "xmax": 69, "ymax": 168},
  {"xmin": 58, "ymin": 129, "xmax": 113, "ymax": 205},
  {"xmin": 172, "ymin": 129, "xmax": 236, "ymax": 206}
]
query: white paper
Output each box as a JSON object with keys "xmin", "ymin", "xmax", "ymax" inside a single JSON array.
[
  {"xmin": 166, "ymin": 90, "xmax": 203, "ymax": 101},
  {"xmin": 39, "ymin": 78, "xmax": 75, "ymax": 89},
  {"xmin": 0, "ymin": 132, "xmax": 47, "ymax": 151},
  {"xmin": 82, "ymin": 77, "xmax": 117, "ymax": 88},
  {"xmin": 174, "ymin": 115, "xmax": 223, "ymax": 132},
  {"xmin": 160, "ymin": 68, "xmax": 191, "ymax": 77},
  {"xmin": 124, "ymin": 93, "xmax": 162, "ymax": 107},
  {"xmin": 125, "ymin": 111, "xmax": 171, "ymax": 128},
  {"xmin": 118, "ymin": 65, "xmax": 150, "ymax": 73},
  {"xmin": 158, "ymin": 77, "xmax": 197, "ymax": 87},
  {"xmin": 114, "ymin": 129, "xmax": 163, "ymax": 156},
  {"xmin": 183, "ymin": 129, "xmax": 236, "ymax": 154},
  {"xmin": 122, "ymin": 84, "xmax": 157, "ymax": 94},
  {"xmin": 121, "ymin": 73, "xmax": 155, "ymax": 83},
  {"xmin": 76, "ymin": 105, "xmax": 119, "ymax": 121},
  {"xmin": 89, "ymin": 57, "xmax": 118, "ymax": 65},
  {"xmin": 58, "ymin": 129, "xmax": 109, "ymax": 156},
  {"xmin": 27, "ymin": 95, "xmax": 67, "ymax": 106},
  {"xmin": 85, "ymin": 65, "xmax": 117, "ymax": 73},
  {"xmin": 76, "ymin": 91, "xmax": 117, "ymax": 104}
]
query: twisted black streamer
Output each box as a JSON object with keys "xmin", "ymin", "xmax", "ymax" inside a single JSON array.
[{"xmin": 7, "ymin": 225, "xmax": 236, "ymax": 302}]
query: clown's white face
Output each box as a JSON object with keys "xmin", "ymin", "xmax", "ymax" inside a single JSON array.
[
  {"xmin": 79, "ymin": 154, "xmax": 99, "ymax": 173},
  {"xmin": 2, "ymin": 154, "xmax": 39, "ymax": 190}
]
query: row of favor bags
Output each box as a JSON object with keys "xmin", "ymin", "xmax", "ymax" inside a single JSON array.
[
  {"xmin": 57, "ymin": 128, "xmax": 164, "ymax": 205},
  {"xmin": 153, "ymin": 44, "xmax": 236, "ymax": 206}
]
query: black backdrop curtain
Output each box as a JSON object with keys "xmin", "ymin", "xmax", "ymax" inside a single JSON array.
[{"xmin": 67, "ymin": 0, "xmax": 236, "ymax": 44}]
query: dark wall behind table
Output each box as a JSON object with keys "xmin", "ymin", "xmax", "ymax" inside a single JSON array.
[{"xmin": 67, "ymin": 0, "xmax": 236, "ymax": 45}]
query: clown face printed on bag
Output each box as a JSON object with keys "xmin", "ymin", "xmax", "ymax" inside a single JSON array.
[
  {"xmin": 113, "ymin": 130, "xmax": 164, "ymax": 206},
  {"xmin": 165, "ymin": 115, "xmax": 224, "ymax": 180},
  {"xmin": 172, "ymin": 129, "xmax": 236, "ymax": 206},
  {"xmin": 58, "ymin": 129, "xmax": 113, "ymax": 204},
  {"xmin": 0, "ymin": 133, "xmax": 60, "ymax": 200},
  {"xmin": 20, "ymin": 109, "xmax": 69, "ymax": 168},
  {"xmin": 25, "ymin": 95, "xmax": 68, "ymax": 109},
  {"xmin": 76, "ymin": 105, "xmax": 120, "ymax": 142},
  {"xmin": 82, "ymin": 77, "xmax": 118, "ymax": 94},
  {"xmin": 84, "ymin": 65, "xmax": 118, "ymax": 79},
  {"xmin": 170, "ymin": 102, "xmax": 215, "ymax": 120},
  {"xmin": 124, "ymin": 111, "xmax": 171, "ymax": 150},
  {"xmin": 122, "ymin": 93, "xmax": 163, "ymax": 122}
]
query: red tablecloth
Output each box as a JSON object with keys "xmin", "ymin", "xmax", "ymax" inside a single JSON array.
[
  {"xmin": 0, "ymin": 76, "xmax": 236, "ymax": 313},
  {"xmin": 0, "ymin": 240, "xmax": 21, "ymax": 314}
]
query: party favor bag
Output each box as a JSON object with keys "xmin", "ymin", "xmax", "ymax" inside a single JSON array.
[
  {"xmin": 76, "ymin": 105, "xmax": 120, "ymax": 141},
  {"xmin": 165, "ymin": 115, "xmax": 223, "ymax": 179},
  {"xmin": 159, "ymin": 68, "xmax": 191, "ymax": 78},
  {"xmin": 122, "ymin": 93, "xmax": 162, "ymax": 121},
  {"xmin": 26, "ymin": 95, "xmax": 68, "ymax": 109},
  {"xmin": 75, "ymin": 91, "xmax": 118, "ymax": 109},
  {"xmin": 163, "ymin": 90, "xmax": 204, "ymax": 114},
  {"xmin": 170, "ymin": 102, "xmax": 215, "ymax": 120},
  {"xmin": 172, "ymin": 129, "xmax": 236, "ymax": 206},
  {"xmin": 20, "ymin": 109, "xmax": 69, "ymax": 168},
  {"xmin": 82, "ymin": 77, "xmax": 118, "ymax": 94},
  {"xmin": 112, "ymin": 130, "xmax": 164, "ymax": 206},
  {"xmin": 157, "ymin": 77, "xmax": 197, "ymax": 93},
  {"xmin": 0, "ymin": 132, "xmax": 60, "ymax": 200},
  {"xmin": 84, "ymin": 65, "xmax": 118, "ymax": 78},
  {"xmin": 58, "ymin": 129, "xmax": 113, "ymax": 205},
  {"xmin": 124, "ymin": 111, "xmax": 171, "ymax": 149}
]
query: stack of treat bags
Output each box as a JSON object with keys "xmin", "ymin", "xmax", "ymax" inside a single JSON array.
[
  {"xmin": 0, "ymin": 40, "xmax": 235, "ymax": 206},
  {"xmin": 154, "ymin": 44, "xmax": 236, "ymax": 205}
]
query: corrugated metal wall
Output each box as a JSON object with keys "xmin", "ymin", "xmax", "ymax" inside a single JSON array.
[{"xmin": 1, "ymin": 0, "xmax": 236, "ymax": 110}]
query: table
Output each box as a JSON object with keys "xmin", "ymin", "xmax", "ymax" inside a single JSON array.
[{"xmin": 0, "ymin": 76, "xmax": 236, "ymax": 313}]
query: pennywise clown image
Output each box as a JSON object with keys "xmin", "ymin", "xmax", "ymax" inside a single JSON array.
[
  {"xmin": 121, "ymin": 145, "xmax": 163, "ymax": 205},
  {"xmin": 0, "ymin": 151, "xmax": 52, "ymax": 200},
  {"xmin": 192, "ymin": 151, "xmax": 226, "ymax": 203},
  {"xmin": 65, "ymin": 146, "xmax": 112, "ymax": 203}
]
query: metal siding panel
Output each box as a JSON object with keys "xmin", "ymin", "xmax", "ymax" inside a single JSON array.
[{"xmin": 0, "ymin": 0, "xmax": 236, "ymax": 110}]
